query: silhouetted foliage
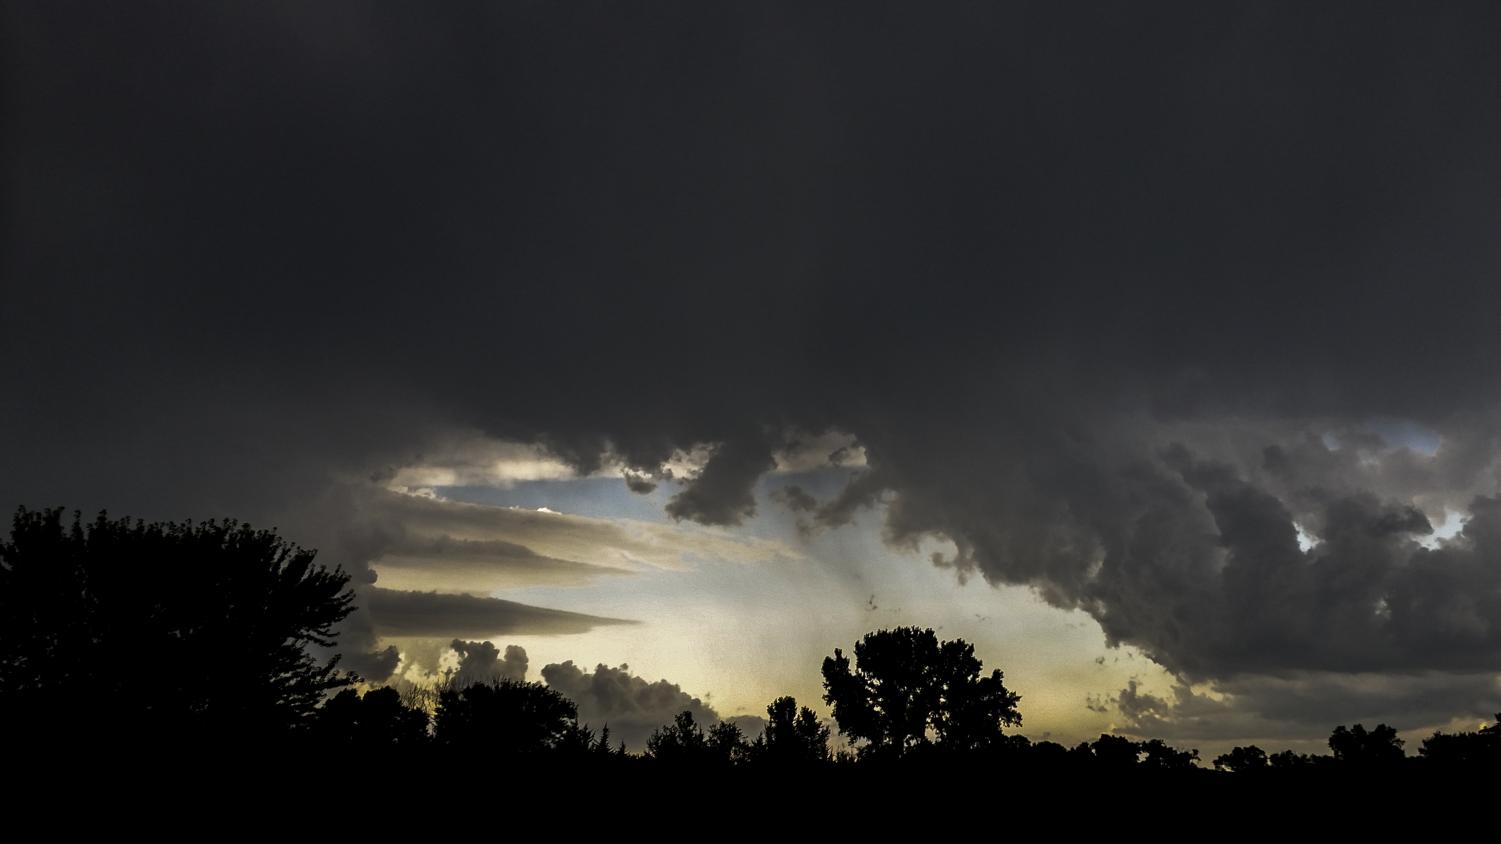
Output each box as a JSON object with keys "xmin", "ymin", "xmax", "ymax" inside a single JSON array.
[
  {"xmin": 755, "ymin": 695, "xmax": 831, "ymax": 766},
  {"xmin": 314, "ymin": 687, "xmax": 430, "ymax": 749},
  {"xmin": 1139, "ymin": 738, "xmax": 1200, "ymax": 770},
  {"xmin": 707, "ymin": 720, "xmax": 752, "ymax": 766},
  {"xmin": 1268, "ymin": 749, "xmax": 1315, "ymax": 770},
  {"xmin": 1328, "ymin": 723, "xmax": 1404, "ymax": 768},
  {"xmin": 1419, "ymin": 713, "xmax": 1501, "ymax": 768},
  {"xmin": 0, "ymin": 507, "xmax": 355, "ymax": 748},
  {"xmin": 647, "ymin": 710, "xmax": 710, "ymax": 764},
  {"xmin": 822, "ymin": 626, "xmax": 1021, "ymax": 758},
  {"xmin": 1214, "ymin": 745, "xmax": 1269, "ymax": 773},
  {"xmin": 432, "ymin": 678, "xmax": 579, "ymax": 753},
  {"xmin": 1083, "ymin": 734, "xmax": 1142, "ymax": 770}
]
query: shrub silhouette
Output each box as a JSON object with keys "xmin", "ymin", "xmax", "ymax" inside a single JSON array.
[{"xmin": 0, "ymin": 506, "xmax": 355, "ymax": 749}]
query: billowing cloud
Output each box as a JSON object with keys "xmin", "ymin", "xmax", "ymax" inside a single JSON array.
[
  {"xmin": 540, "ymin": 661, "xmax": 723, "ymax": 751},
  {"xmin": 448, "ymin": 640, "xmax": 529, "ymax": 687}
]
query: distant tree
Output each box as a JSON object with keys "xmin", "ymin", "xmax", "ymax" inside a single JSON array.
[
  {"xmin": 707, "ymin": 721, "xmax": 751, "ymax": 766},
  {"xmin": 1268, "ymin": 749, "xmax": 1314, "ymax": 770},
  {"xmin": 432, "ymin": 678, "xmax": 579, "ymax": 753},
  {"xmin": 1086, "ymin": 734, "xmax": 1142, "ymax": 770},
  {"xmin": 598, "ymin": 724, "xmax": 628, "ymax": 757},
  {"xmin": 557, "ymin": 722, "xmax": 630, "ymax": 759},
  {"xmin": 314, "ymin": 687, "xmax": 430, "ymax": 748},
  {"xmin": 1419, "ymin": 714, "xmax": 1501, "ymax": 768},
  {"xmin": 1138, "ymin": 738, "xmax": 1200, "ymax": 770},
  {"xmin": 1328, "ymin": 723, "xmax": 1405, "ymax": 767},
  {"xmin": 1214, "ymin": 745, "xmax": 1269, "ymax": 773},
  {"xmin": 0, "ymin": 506, "xmax": 355, "ymax": 748},
  {"xmin": 647, "ymin": 710, "xmax": 710, "ymax": 763},
  {"xmin": 755, "ymin": 696, "xmax": 830, "ymax": 765},
  {"xmin": 821, "ymin": 627, "xmax": 1021, "ymax": 758}
]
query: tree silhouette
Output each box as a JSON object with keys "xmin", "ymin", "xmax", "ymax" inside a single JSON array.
[
  {"xmin": 556, "ymin": 722, "xmax": 626, "ymax": 758},
  {"xmin": 1082, "ymin": 734, "xmax": 1141, "ymax": 770},
  {"xmin": 755, "ymin": 695, "xmax": 830, "ymax": 765},
  {"xmin": 314, "ymin": 687, "xmax": 430, "ymax": 749},
  {"xmin": 647, "ymin": 710, "xmax": 712, "ymax": 764},
  {"xmin": 821, "ymin": 627, "xmax": 1021, "ymax": 758},
  {"xmin": 432, "ymin": 678, "xmax": 579, "ymax": 753},
  {"xmin": 0, "ymin": 506, "xmax": 355, "ymax": 748},
  {"xmin": 1419, "ymin": 713, "xmax": 1501, "ymax": 767},
  {"xmin": 707, "ymin": 720, "xmax": 751, "ymax": 766},
  {"xmin": 1328, "ymin": 723, "xmax": 1405, "ymax": 767},
  {"xmin": 1138, "ymin": 738, "xmax": 1200, "ymax": 770},
  {"xmin": 1214, "ymin": 745, "xmax": 1269, "ymax": 773}
]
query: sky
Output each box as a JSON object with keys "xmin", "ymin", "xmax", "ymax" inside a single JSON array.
[{"xmin": 6, "ymin": 2, "xmax": 1501, "ymax": 757}]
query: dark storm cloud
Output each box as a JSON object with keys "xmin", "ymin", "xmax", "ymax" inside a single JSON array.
[
  {"xmin": 664, "ymin": 436, "xmax": 777, "ymax": 526},
  {"xmin": 540, "ymin": 661, "xmax": 724, "ymax": 751},
  {"xmin": 344, "ymin": 645, "xmax": 401, "ymax": 684},
  {"xmin": 7, "ymin": 2, "xmax": 1501, "ymax": 717},
  {"xmin": 364, "ymin": 588, "xmax": 632, "ymax": 638},
  {"xmin": 1110, "ymin": 672, "xmax": 1501, "ymax": 743}
]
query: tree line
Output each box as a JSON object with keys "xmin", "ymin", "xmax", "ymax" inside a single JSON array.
[{"xmin": 3, "ymin": 506, "xmax": 1499, "ymax": 776}]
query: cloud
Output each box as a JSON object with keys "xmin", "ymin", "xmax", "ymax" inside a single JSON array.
[
  {"xmin": 622, "ymin": 472, "xmax": 658, "ymax": 495},
  {"xmin": 343, "ymin": 645, "xmax": 400, "ymax": 684},
  {"xmin": 448, "ymin": 640, "xmax": 529, "ymax": 687},
  {"xmin": 771, "ymin": 485, "xmax": 818, "ymax": 514},
  {"xmin": 363, "ymin": 588, "xmax": 633, "ymax": 639},
  {"xmin": 371, "ymin": 534, "xmax": 630, "ymax": 594},
  {"xmin": 367, "ymin": 490, "xmax": 798, "ymax": 573},
  {"xmin": 1107, "ymin": 672, "xmax": 1501, "ymax": 745},
  {"xmin": 665, "ymin": 435, "xmax": 777, "ymax": 526},
  {"xmin": 540, "ymin": 661, "xmax": 723, "ymax": 751}
]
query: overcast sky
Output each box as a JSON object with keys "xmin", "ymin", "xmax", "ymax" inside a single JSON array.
[{"xmin": 7, "ymin": 2, "xmax": 1501, "ymax": 755}]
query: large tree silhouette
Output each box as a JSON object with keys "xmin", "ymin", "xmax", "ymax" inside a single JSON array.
[
  {"xmin": 0, "ymin": 506, "xmax": 355, "ymax": 748},
  {"xmin": 821, "ymin": 626, "xmax": 1021, "ymax": 758}
]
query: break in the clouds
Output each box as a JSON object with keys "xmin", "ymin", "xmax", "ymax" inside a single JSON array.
[{"xmin": 7, "ymin": 3, "xmax": 1501, "ymax": 740}]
